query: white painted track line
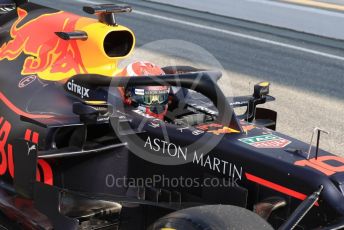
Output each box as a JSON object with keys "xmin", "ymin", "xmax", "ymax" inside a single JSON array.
[
  {"xmin": 133, "ymin": 10, "xmax": 344, "ymax": 62},
  {"xmin": 76, "ymin": 0, "xmax": 344, "ymax": 61}
]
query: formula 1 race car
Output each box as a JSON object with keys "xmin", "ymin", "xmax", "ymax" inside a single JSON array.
[{"xmin": 1, "ymin": 1, "xmax": 344, "ymax": 230}]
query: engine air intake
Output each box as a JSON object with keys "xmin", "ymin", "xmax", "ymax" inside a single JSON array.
[{"xmin": 104, "ymin": 30, "xmax": 134, "ymax": 57}]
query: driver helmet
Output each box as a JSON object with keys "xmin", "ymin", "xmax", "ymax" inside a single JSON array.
[{"xmin": 118, "ymin": 61, "xmax": 170, "ymax": 120}]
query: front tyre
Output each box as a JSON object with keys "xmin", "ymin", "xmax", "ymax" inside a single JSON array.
[{"xmin": 149, "ymin": 205, "xmax": 273, "ymax": 230}]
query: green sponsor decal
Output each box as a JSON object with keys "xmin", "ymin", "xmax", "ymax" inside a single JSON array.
[
  {"xmin": 239, "ymin": 134, "xmax": 291, "ymax": 149},
  {"xmin": 239, "ymin": 134, "xmax": 281, "ymax": 144}
]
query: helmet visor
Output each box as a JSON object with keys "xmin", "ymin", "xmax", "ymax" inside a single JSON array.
[{"xmin": 131, "ymin": 87, "xmax": 169, "ymax": 106}]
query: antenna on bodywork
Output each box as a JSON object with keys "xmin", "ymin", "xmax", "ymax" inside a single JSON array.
[
  {"xmin": 246, "ymin": 82, "xmax": 251, "ymax": 135},
  {"xmin": 307, "ymin": 127, "xmax": 329, "ymax": 160}
]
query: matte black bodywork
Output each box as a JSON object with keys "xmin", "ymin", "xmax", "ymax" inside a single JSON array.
[{"xmin": 1, "ymin": 2, "xmax": 344, "ymax": 229}]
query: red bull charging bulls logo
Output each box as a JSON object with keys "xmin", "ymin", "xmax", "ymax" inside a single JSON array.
[{"xmin": 0, "ymin": 8, "xmax": 87, "ymax": 81}]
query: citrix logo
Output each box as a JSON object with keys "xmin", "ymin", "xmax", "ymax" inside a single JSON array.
[{"xmin": 67, "ymin": 80, "xmax": 90, "ymax": 98}]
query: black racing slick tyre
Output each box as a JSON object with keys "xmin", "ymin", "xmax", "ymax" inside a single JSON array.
[{"xmin": 149, "ymin": 205, "xmax": 273, "ymax": 230}]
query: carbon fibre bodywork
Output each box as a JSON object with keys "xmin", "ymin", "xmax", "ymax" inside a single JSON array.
[{"xmin": 1, "ymin": 1, "xmax": 344, "ymax": 230}]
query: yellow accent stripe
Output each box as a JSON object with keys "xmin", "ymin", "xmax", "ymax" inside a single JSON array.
[
  {"xmin": 84, "ymin": 100, "xmax": 107, "ymax": 105},
  {"xmin": 281, "ymin": 0, "xmax": 344, "ymax": 11},
  {"xmin": 259, "ymin": 81, "xmax": 270, "ymax": 87}
]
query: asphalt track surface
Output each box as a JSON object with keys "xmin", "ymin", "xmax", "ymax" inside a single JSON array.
[{"xmin": 33, "ymin": 0, "xmax": 344, "ymax": 156}]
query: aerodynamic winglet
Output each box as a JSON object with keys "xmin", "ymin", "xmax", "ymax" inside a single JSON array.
[{"xmin": 83, "ymin": 4, "xmax": 132, "ymax": 26}]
